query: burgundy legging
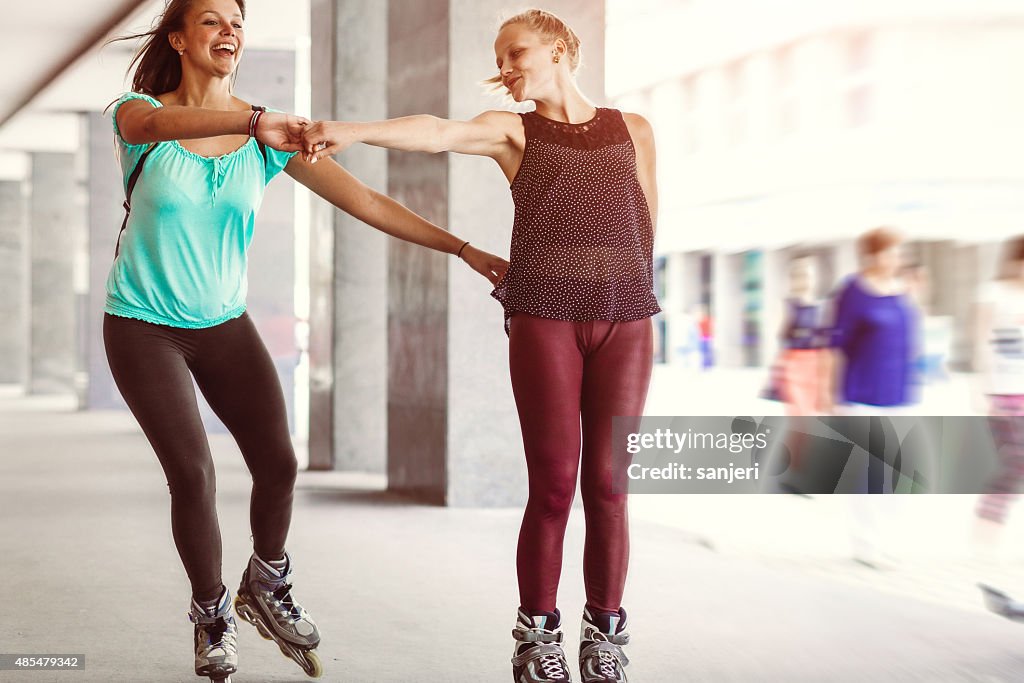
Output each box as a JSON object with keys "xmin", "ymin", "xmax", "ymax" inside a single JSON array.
[
  {"xmin": 509, "ymin": 313, "xmax": 653, "ymax": 615},
  {"xmin": 104, "ymin": 312, "xmax": 296, "ymax": 602}
]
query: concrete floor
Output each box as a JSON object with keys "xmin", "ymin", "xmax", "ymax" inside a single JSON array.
[{"xmin": 4, "ymin": 390, "xmax": 1024, "ymax": 682}]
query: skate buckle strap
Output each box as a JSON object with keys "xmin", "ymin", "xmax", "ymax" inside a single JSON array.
[
  {"xmin": 594, "ymin": 630, "xmax": 629, "ymax": 647},
  {"xmin": 190, "ymin": 614, "xmax": 236, "ymax": 651},
  {"xmin": 513, "ymin": 627, "xmax": 564, "ymax": 643},
  {"xmin": 511, "ymin": 642, "xmax": 570, "ymax": 679}
]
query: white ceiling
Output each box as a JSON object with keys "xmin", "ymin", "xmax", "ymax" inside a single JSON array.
[
  {"xmin": 0, "ymin": 0, "xmax": 309, "ymax": 168},
  {"xmin": 0, "ymin": 0, "xmax": 149, "ymax": 126},
  {"xmin": 0, "ymin": 1, "xmax": 308, "ymax": 121}
]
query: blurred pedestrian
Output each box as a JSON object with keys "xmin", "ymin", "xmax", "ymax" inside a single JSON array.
[
  {"xmin": 823, "ymin": 227, "xmax": 919, "ymax": 415},
  {"xmin": 698, "ymin": 304, "xmax": 714, "ymax": 370},
  {"xmin": 822, "ymin": 227, "xmax": 920, "ymax": 567},
  {"xmin": 974, "ymin": 236, "xmax": 1024, "ymax": 541},
  {"xmin": 779, "ymin": 254, "xmax": 825, "ymax": 416}
]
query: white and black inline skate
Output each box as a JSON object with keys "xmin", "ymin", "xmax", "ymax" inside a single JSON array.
[
  {"xmin": 234, "ymin": 552, "xmax": 323, "ymax": 678},
  {"xmin": 578, "ymin": 606, "xmax": 630, "ymax": 683},
  {"xmin": 512, "ymin": 607, "xmax": 573, "ymax": 682},
  {"xmin": 980, "ymin": 583, "xmax": 1024, "ymax": 623},
  {"xmin": 188, "ymin": 587, "xmax": 239, "ymax": 683}
]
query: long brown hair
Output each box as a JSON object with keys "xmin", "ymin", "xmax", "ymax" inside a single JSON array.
[{"xmin": 108, "ymin": 0, "xmax": 246, "ymax": 96}]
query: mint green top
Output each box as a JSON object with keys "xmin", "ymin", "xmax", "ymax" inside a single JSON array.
[{"xmin": 105, "ymin": 92, "xmax": 296, "ymax": 328}]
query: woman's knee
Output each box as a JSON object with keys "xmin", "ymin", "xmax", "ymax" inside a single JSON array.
[
  {"xmin": 526, "ymin": 480, "xmax": 576, "ymax": 522},
  {"xmin": 580, "ymin": 479, "xmax": 627, "ymax": 517},
  {"xmin": 251, "ymin": 448, "xmax": 298, "ymax": 490},
  {"xmin": 165, "ymin": 459, "xmax": 217, "ymax": 500}
]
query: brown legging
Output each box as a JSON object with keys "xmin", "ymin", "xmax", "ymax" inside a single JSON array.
[
  {"xmin": 103, "ymin": 312, "xmax": 296, "ymax": 602},
  {"xmin": 509, "ymin": 313, "xmax": 653, "ymax": 615}
]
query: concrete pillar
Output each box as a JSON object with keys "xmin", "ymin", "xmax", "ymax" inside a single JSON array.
[
  {"xmin": 28, "ymin": 152, "xmax": 81, "ymax": 396},
  {"xmin": 956, "ymin": 242, "xmax": 1000, "ymax": 371},
  {"xmin": 830, "ymin": 239, "xmax": 859, "ymax": 291},
  {"xmin": 711, "ymin": 251, "xmax": 744, "ymax": 368},
  {"xmin": 663, "ymin": 251, "xmax": 686, "ymax": 364},
  {"xmin": 309, "ymin": 0, "xmax": 389, "ymax": 471},
  {"xmin": 236, "ymin": 49, "xmax": 299, "ymax": 434},
  {"xmin": 85, "ymin": 113, "xmax": 127, "ymax": 409},
  {"xmin": 761, "ymin": 248, "xmax": 788, "ymax": 367},
  {"xmin": 0, "ymin": 178, "xmax": 30, "ymax": 386},
  {"xmin": 385, "ymin": 0, "xmax": 605, "ymax": 505},
  {"xmin": 385, "ymin": 0, "xmax": 451, "ymax": 503}
]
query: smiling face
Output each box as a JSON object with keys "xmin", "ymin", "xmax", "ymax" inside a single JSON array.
[
  {"xmin": 494, "ymin": 23, "xmax": 563, "ymax": 103},
  {"xmin": 169, "ymin": 0, "xmax": 245, "ymax": 78}
]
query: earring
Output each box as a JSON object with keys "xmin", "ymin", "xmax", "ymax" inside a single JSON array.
[
  {"xmin": 553, "ymin": 53, "xmax": 560, "ymax": 63},
  {"xmin": 178, "ymin": 49, "xmax": 184, "ymax": 55}
]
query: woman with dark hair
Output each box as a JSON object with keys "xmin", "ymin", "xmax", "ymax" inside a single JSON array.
[
  {"xmin": 301, "ymin": 8, "xmax": 658, "ymax": 683},
  {"xmin": 105, "ymin": 1, "xmax": 507, "ymax": 680}
]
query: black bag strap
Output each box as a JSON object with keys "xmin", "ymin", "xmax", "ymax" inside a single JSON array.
[
  {"xmin": 114, "ymin": 143, "xmax": 156, "ymax": 258},
  {"xmin": 113, "ymin": 104, "xmax": 270, "ymax": 259}
]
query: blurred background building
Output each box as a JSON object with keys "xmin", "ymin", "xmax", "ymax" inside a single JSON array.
[{"xmin": 608, "ymin": 0, "xmax": 1024, "ymax": 374}]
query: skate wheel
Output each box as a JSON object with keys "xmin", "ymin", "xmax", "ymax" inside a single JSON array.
[{"xmin": 299, "ymin": 649, "xmax": 323, "ymax": 678}]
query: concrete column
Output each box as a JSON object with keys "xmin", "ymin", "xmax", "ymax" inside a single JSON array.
[
  {"xmin": 385, "ymin": 0, "xmax": 451, "ymax": 503},
  {"xmin": 235, "ymin": 49, "xmax": 299, "ymax": 434},
  {"xmin": 385, "ymin": 0, "xmax": 606, "ymax": 505},
  {"xmin": 830, "ymin": 239, "xmax": 859, "ymax": 290},
  {"xmin": 711, "ymin": 251, "xmax": 744, "ymax": 368},
  {"xmin": 0, "ymin": 179, "xmax": 30, "ymax": 386},
  {"xmin": 663, "ymin": 251, "xmax": 686, "ymax": 364},
  {"xmin": 761, "ymin": 248, "xmax": 788, "ymax": 367},
  {"xmin": 29, "ymin": 152, "xmax": 81, "ymax": 395},
  {"xmin": 309, "ymin": 0, "xmax": 389, "ymax": 471},
  {"xmin": 85, "ymin": 113, "xmax": 127, "ymax": 409},
  {"xmin": 957, "ymin": 242, "xmax": 1000, "ymax": 371}
]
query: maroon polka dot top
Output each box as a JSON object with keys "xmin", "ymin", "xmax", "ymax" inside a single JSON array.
[{"xmin": 490, "ymin": 107, "xmax": 662, "ymax": 334}]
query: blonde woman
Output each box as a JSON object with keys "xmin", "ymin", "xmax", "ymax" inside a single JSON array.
[{"xmin": 303, "ymin": 9, "xmax": 659, "ymax": 682}]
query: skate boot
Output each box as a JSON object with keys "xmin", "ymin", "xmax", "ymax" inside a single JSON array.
[
  {"xmin": 511, "ymin": 607, "xmax": 572, "ymax": 682},
  {"xmin": 188, "ymin": 587, "xmax": 238, "ymax": 683},
  {"xmin": 579, "ymin": 607, "xmax": 630, "ymax": 683},
  {"xmin": 234, "ymin": 552, "xmax": 323, "ymax": 678}
]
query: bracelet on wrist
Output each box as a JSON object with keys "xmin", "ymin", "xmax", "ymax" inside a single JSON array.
[
  {"xmin": 456, "ymin": 241, "xmax": 470, "ymax": 259},
  {"xmin": 248, "ymin": 110, "xmax": 263, "ymax": 138}
]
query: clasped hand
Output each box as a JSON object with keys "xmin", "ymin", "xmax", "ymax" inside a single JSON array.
[{"xmin": 253, "ymin": 114, "xmax": 353, "ymax": 164}]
